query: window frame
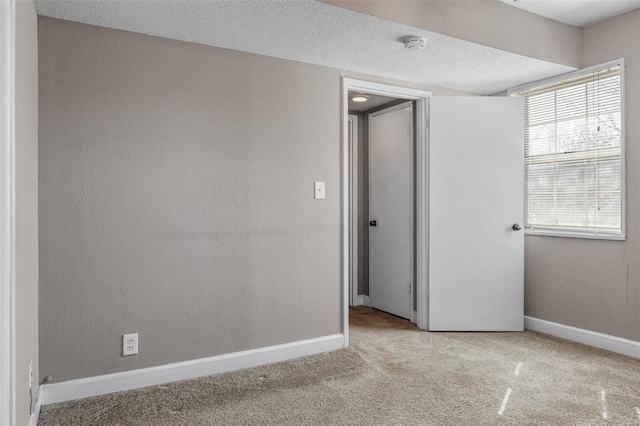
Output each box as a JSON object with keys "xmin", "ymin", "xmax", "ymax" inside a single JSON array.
[{"xmin": 508, "ymin": 58, "xmax": 626, "ymax": 241}]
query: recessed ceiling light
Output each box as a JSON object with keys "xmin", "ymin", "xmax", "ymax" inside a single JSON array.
[
  {"xmin": 351, "ymin": 95, "xmax": 370, "ymax": 103},
  {"xmin": 401, "ymin": 36, "xmax": 427, "ymax": 50}
]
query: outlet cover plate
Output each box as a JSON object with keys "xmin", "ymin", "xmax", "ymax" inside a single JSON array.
[{"xmin": 123, "ymin": 333, "xmax": 138, "ymax": 356}]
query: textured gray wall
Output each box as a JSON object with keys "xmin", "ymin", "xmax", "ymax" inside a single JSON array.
[
  {"xmin": 38, "ymin": 18, "xmax": 343, "ymax": 382},
  {"xmin": 15, "ymin": 1, "xmax": 39, "ymax": 424},
  {"xmin": 525, "ymin": 9, "xmax": 640, "ymax": 341}
]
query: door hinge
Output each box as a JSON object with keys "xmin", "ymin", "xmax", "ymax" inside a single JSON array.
[
  {"xmin": 425, "ymin": 118, "xmax": 430, "ymax": 129},
  {"xmin": 407, "ymin": 124, "xmax": 411, "ymax": 136},
  {"xmin": 408, "ymin": 282, "xmax": 412, "ymax": 294}
]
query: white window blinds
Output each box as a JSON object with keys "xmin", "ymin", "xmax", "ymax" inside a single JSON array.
[{"xmin": 511, "ymin": 63, "xmax": 624, "ymax": 238}]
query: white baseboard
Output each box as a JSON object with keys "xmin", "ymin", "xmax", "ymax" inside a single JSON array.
[
  {"xmin": 40, "ymin": 333, "xmax": 345, "ymax": 406},
  {"xmin": 524, "ymin": 316, "xmax": 640, "ymax": 359},
  {"xmin": 356, "ymin": 295, "xmax": 370, "ymax": 307}
]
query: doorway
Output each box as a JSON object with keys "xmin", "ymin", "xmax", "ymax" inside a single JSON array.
[
  {"xmin": 343, "ymin": 80, "xmax": 525, "ymax": 344},
  {"xmin": 342, "ymin": 79, "xmax": 430, "ymax": 344}
]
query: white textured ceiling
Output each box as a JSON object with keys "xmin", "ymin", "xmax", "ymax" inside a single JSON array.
[
  {"xmin": 34, "ymin": 0, "xmax": 576, "ymax": 95},
  {"xmin": 499, "ymin": 0, "xmax": 640, "ymax": 27}
]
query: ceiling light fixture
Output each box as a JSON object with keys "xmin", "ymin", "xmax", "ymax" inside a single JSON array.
[
  {"xmin": 351, "ymin": 94, "xmax": 370, "ymax": 103},
  {"xmin": 402, "ymin": 36, "xmax": 427, "ymax": 50}
]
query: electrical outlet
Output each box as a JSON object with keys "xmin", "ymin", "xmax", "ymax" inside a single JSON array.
[{"xmin": 123, "ymin": 333, "xmax": 138, "ymax": 356}]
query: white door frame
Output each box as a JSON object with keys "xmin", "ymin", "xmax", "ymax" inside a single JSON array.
[
  {"xmin": 347, "ymin": 114, "xmax": 359, "ymax": 307},
  {"xmin": 1, "ymin": 0, "xmax": 16, "ymax": 424},
  {"xmin": 342, "ymin": 78, "xmax": 431, "ymax": 345}
]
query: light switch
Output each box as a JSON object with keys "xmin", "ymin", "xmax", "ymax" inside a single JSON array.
[{"xmin": 314, "ymin": 182, "xmax": 325, "ymax": 199}]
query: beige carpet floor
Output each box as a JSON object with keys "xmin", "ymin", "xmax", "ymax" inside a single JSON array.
[{"xmin": 39, "ymin": 307, "xmax": 640, "ymax": 425}]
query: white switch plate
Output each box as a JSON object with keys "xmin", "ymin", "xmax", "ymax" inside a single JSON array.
[
  {"xmin": 314, "ymin": 182, "xmax": 325, "ymax": 199},
  {"xmin": 123, "ymin": 333, "xmax": 138, "ymax": 356}
]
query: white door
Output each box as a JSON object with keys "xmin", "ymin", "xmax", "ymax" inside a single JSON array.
[
  {"xmin": 369, "ymin": 102, "xmax": 413, "ymax": 320},
  {"xmin": 429, "ymin": 97, "xmax": 524, "ymax": 331}
]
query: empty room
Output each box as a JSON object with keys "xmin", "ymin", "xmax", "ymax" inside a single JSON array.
[{"xmin": 2, "ymin": 0, "xmax": 640, "ymax": 425}]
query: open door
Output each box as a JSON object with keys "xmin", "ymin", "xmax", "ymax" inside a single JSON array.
[
  {"xmin": 428, "ymin": 97, "xmax": 524, "ymax": 331},
  {"xmin": 369, "ymin": 102, "xmax": 413, "ymax": 320}
]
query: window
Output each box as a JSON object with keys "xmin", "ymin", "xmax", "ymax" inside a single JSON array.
[{"xmin": 509, "ymin": 60, "xmax": 625, "ymax": 239}]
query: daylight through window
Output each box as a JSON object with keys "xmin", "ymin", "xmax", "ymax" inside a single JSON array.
[{"xmin": 511, "ymin": 61, "xmax": 625, "ymax": 239}]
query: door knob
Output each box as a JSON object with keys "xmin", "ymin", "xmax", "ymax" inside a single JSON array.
[
  {"xmin": 369, "ymin": 220, "xmax": 377, "ymax": 227},
  {"xmin": 512, "ymin": 223, "xmax": 522, "ymax": 231}
]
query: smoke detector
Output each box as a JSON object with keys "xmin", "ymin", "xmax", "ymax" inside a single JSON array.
[{"xmin": 402, "ymin": 36, "xmax": 427, "ymax": 50}]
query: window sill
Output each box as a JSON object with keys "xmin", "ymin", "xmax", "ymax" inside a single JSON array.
[{"xmin": 525, "ymin": 229, "xmax": 626, "ymax": 241}]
